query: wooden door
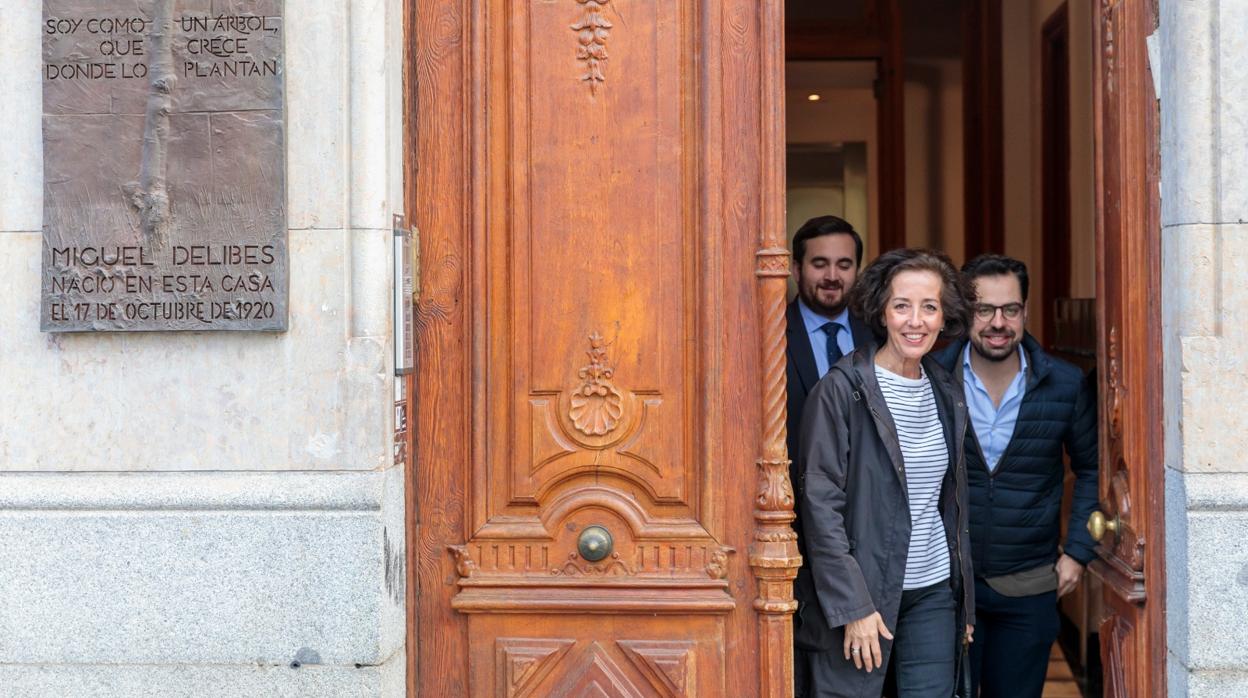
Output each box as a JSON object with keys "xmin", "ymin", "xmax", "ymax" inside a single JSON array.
[
  {"xmin": 1089, "ymin": 1, "xmax": 1166, "ymax": 696},
  {"xmin": 409, "ymin": 1, "xmax": 797, "ymax": 696}
]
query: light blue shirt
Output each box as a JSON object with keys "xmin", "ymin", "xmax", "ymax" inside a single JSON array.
[
  {"xmin": 962, "ymin": 343, "xmax": 1029, "ymax": 471},
  {"xmin": 798, "ymin": 298, "xmax": 855, "ymax": 378}
]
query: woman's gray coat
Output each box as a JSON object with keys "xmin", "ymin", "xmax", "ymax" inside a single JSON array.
[{"xmin": 792, "ymin": 345, "xmax": 975, "ymax": 697}]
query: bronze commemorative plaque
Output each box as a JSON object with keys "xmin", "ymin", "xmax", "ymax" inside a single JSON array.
[{"xmin": 41, "ymin": 0, "xmax": 286, "ymax": 331}]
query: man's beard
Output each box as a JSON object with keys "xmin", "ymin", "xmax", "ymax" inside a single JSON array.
[
  {"xmin": 970, "ymin": 331, "xmax": 1021, "ymax": 362},
  {"xmin": 800, "ymin": 282, "xmax": 848, "ymax": 317}
]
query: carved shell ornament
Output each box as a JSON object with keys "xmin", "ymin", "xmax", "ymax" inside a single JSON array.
[{"xmin": 569, "ymin": 333, "xmax": 625, "ymax": 436}]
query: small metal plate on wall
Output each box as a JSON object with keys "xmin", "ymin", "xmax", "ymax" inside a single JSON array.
[{"xmin": 577, "ymin": 525, "xmax": 613, "ymax": 562}]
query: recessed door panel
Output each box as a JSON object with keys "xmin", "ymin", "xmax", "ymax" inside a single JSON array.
[{"xmin": 497, "ymin": 0, "xmax": 697, "ymax": 516}]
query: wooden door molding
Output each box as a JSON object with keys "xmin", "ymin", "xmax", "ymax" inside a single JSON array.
[
  {"xmin": 753, "ymin": 4, "xmax": 802, "ymax": 697},
  {"xmin": 963, "ymin": 0, "xmax": 1004, "ymax": 261},
  {"xmin": 402, "ymin": 5, "xmax": 417, "ymax": 697},
  {"xmin": 409, "ymin": 1, "xmax": 794, "ymax": 695},
  {"xmin": 1089, "ymin": 1, "xmax": 1166, "ymax": 696}
]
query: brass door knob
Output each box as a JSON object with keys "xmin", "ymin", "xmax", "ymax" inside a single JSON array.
[
  {"xmin": 577, "ymin": 525, "xmax": 613, "ymax": 562},
  {"xmin": 1087, "ymin": 510, "xmax": 1119, "ymax": 542}
]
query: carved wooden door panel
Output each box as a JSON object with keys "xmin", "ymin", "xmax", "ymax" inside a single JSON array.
[
  {"xmin": 1089, "ymin": 1, "xmax": 1166, "ymax": 696},
  {"xmin": 411, "ymin": 1, "xmax": 797, "ymax": 696}
]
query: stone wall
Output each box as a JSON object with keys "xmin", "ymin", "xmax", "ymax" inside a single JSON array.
[
  {"xmin": 0, "ymin": 1, "xmax": 407, "ymax": 694},
  {"xmin": 1160, "ymin": 1, "xmax": 1248, "ymax": 695}
]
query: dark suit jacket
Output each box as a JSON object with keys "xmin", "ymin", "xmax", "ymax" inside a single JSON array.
[
  {"xmin": 785, "ymin": 299, "xmax": 873, "ymax": 591},
  {"xmin": 785, "ymin": 300, "xmax": 874, "ymax": 469}
]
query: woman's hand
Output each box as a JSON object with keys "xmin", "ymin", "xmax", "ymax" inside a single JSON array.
[
  {"xmin": 965, "ymin": 624, "xmax": 974, "ymax": 645},
  {"xmin": 843, "ymin": 611, "xmax": 893, "ymax": 672}
]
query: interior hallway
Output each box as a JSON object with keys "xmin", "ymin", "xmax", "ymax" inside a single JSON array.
[{"xmin": 1043, "ymin": 642, "xmax": 1082, "ymax": 697}]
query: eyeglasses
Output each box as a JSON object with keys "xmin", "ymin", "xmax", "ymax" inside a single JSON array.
[{"xmin": 973, "ymin": 303, "xmax": 1024, "ymax": 321}]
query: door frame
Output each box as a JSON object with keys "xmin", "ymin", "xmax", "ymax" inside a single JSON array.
[
  {"xmin": 405, "ymin": 0, "xmax": 471, "ymax": 693},
  {"xmin": 1041, "ymin": 2, "xmax": 1072, "ymax": 348},
  {"xmin": 1089, "ymin": 0, "xmax": 1166, "ymax": 695},
  {"xmin": 401, "ymin": 3, "xmax": 416, "ymax": 696}
]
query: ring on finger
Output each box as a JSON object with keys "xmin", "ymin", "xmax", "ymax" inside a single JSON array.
[{"xmin": 850, "ymin": 647, "xmax": 861, "ymax": 655}]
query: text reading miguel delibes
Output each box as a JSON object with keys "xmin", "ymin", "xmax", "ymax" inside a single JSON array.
[
  {"xmin": 44, "ymin": 14, "xmax": 279, "ymax": 81},
  {"xmin": 47, "ymin": 246, "xmax": 278, "ymax": 325}
]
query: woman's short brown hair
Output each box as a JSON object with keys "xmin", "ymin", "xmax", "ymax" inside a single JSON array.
[{"xmin": 849, "ymin": 248, "xmax": 976, "ymax": 342}]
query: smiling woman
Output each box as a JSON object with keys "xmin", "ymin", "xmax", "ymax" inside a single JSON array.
[
  {"xmin": 850, "ymin": 248, "xmax": 974, "ymax": 354},
  {"xmin": 877, "ymin": 269, "xmax": 946, "ymax": 376},
  {"xmin": 793, "ymin": 248, "xmax": 976, "ymax": 697}
]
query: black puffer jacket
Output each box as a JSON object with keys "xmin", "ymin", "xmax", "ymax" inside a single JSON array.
[
  {"xmin": 933, "ymin": 334, "xmax": 1098, "ymax": 575},
  {"xmin": 793, "ymin": 346, "xmax": 974, "ymax": 697}
]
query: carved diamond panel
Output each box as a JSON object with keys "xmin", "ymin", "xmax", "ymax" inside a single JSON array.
[
  {"xmin": 468, "ymin": 617, "xmax": 725, "ymax": 698},
  {"xmin": 618, "ymin": 640, "xmax": 696, "ymax": 697},
  {"xmin": 495, "ymin": 637, "xmax": 575, "ymax": 698},
  {"xmin": 558, "ymin": 642, "xmax": 646, "ymax": 698}
]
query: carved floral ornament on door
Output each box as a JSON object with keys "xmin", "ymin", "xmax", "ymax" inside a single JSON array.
[{"xmin": 572, "ymin": 0, "xmax": 613, "ymax": 93}]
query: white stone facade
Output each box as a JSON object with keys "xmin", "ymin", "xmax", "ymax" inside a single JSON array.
[
  {"xmin": 1160, "ymin": 0, "xmax": 1248, "ymax": 695},
  {"xmin": 0, "ymin": 1, "xmax": 408, "ymax": 695}
]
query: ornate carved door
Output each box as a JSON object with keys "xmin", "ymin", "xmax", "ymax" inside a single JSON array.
[
  {"xmin": 1089, "ymin": 1, "xmax": 1166, "ymax": 696},
  {"xmin": 410, "ymin": 1, "xmax": 797, "ymax": 696}
]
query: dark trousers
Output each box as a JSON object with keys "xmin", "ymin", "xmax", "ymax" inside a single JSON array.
[
  {"xmin": 969, "ymin": 577, "xmax": 1060, "ymax": 698},
  {"xmin": 889, "ymin": 581, "xmax": 957, "ymax": 697},
  {"xmin": 795, "ymin": 581, "xmax": 955, "ymax": 698}
]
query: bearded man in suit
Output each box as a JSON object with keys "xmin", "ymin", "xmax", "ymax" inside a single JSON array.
[
  {"xmin": 785, "ymin": 215, "xmax": 873, "ymax": 460},
  {"xmin": 786, "ymin": 215, "xmax": 874, "ymax": 697}
]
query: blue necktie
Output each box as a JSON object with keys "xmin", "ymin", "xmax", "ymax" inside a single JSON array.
[{"xmin": 821, "ymin": 322, "xmax": 843, "ymax": 374}]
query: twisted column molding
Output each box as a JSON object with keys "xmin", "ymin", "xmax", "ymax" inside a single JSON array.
[
  {"xmin": 747, "ymin": 6, "xmax": 801, "ymax": 694},
  {"xmin": 749, "ymin": 244, "xmax": 801, "ymax": 698}
]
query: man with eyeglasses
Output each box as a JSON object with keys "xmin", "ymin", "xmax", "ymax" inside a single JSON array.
[{"xmin": 934, "ymin": 254, "xmax": 1098, "ymax": 698}]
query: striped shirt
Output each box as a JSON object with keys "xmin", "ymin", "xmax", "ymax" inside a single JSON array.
[{"xmin": 875, "ymin": 364, "xmax": 952, "ymax": 590}]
